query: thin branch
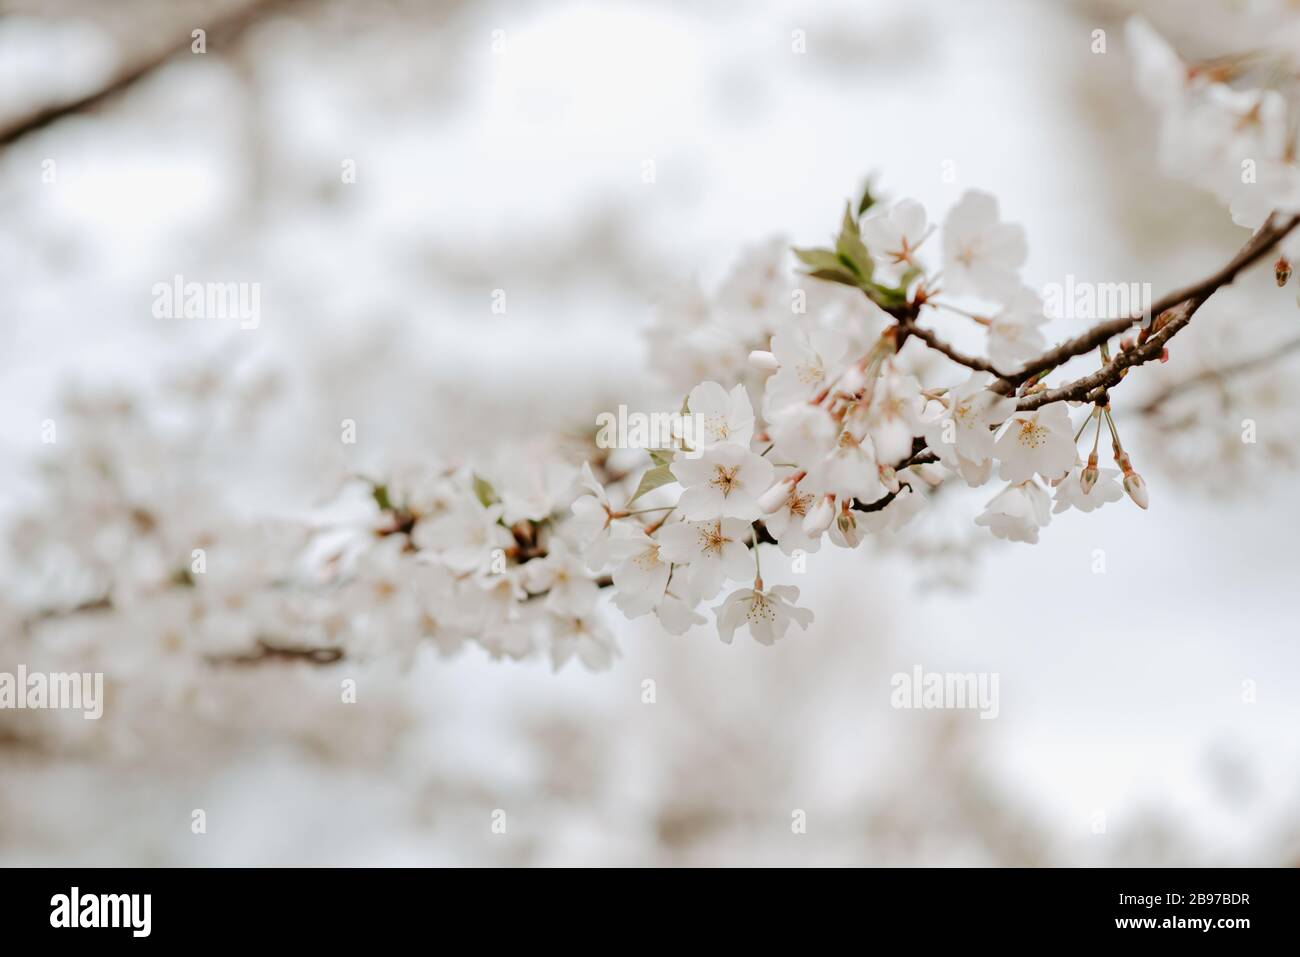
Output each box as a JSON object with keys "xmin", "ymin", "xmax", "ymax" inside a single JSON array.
[
  {"xmin": 901, "ymin": 314, "xmax": 1003, "ymax": 375},
  {"xmin": 0, "ymin": 0, "xmax": 301, "ymax": 148},
  {"xmin": 850, "ymin": 444, "xmax": 937, "ymax": 513},
  {"xmin": 1138, "ymin": 333, "xmax": 1300, "ymax": 415},
  {"xmin": 207, "ymin": 638, "xmax": 344, "ymax": 667},
  {"xmin": 989, "ymin": 213, "xmax": 1300, "ymax": 396}
]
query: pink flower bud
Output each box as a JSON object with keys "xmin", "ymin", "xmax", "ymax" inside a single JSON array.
[
  {"xmin": 757, "ymin": 478, "xmax": 793, "ymax": 514},
  {"xmin": 1123, "ymin": 471, "xmax": 1149, "ymax": 510},
  {"xmin": 802, "ymin": 494, "xmax": 836, "ymax": 535},
  {"xmin": 748, "ymin": 350, "xmax": 779, "ymax": 370}
]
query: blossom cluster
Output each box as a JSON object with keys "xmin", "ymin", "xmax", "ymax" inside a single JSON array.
[
  {"xmin": 6, "ymin": 377, "xmax": 625, "ymax": 674},
  {"xmin": 580, "ymin": 180, "xmax": 1164, "ymax": 646},
  {"xmin": 8, "ymin": 18, "xmax": 1296, "ymax": 671},
  {"xmin": 1128, "ymin": 16, "xmax": 1300, "ymax": 240}
]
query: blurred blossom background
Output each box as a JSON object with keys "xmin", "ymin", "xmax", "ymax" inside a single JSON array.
[{"xmin": 3, "ymin": 0, "xmax": 1300, "ymax": 866}]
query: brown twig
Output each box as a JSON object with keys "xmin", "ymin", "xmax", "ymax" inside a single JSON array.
[
  {"xmin": 207, "ymin": 638, "xmax": 344, "ymax": 667},
  {"xmin": 900, "ymin": 315, "xmax": 1003, "ymax": 375},
  {"xmin": 0, "ymin": 0, "xmax": 302, "ymax": 148},
  {"xmin": 991, "ymin": 213, "xmax": 1300, "ymax": 398}
]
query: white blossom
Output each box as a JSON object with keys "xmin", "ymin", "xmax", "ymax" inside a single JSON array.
[
  {"xmin": 683, "ymin": 380, "xmax": 755, "ymax": 449},
  {"xmin": 1053, "ymin": 466, "xmax": 1123, "ymax": 514},
  {"xmin": 766, "ymin": 401, "xmax": 839, "ymax": 468},
  {"xmin": 715, "ymin": 583, "xmax": 814, "ymax": 645},
  {"xmin": 762, "ymin": 481, "xmax": 824, "ymax": 555},
  {"xmin": 412, "ymin": 492, "xmax": 514, "ymax": 574},
  {"xmin": 988, "ymin": 287, "xmax": 1049, "ymax": 374},
  {"xmin": 975, "ymin": 480, "xmax": 1052, "ymax": 544},
  {"xmin": 856, "ymin": 361, "xmax": 924, "ymax": 465},
  {"xmin": 652, "ymin": 592, "xmax": 708, "ymax": 635},
  {"xmin": 607, "ymin": 528, "xmax": 672, "ymax": 615},
  {"xmin": 670, "ymin": 443, "xmax": 775, "ymax": 522},
  {"xmin": 549, "ymin": 614, "xmax": 618, "ymax": 672},
  {"xmin": 923, "ymin": 372, "xmax": 1015, "ymax": 485},
  {"xmin": 522, "ymin": 537, "xmax": 600, "ymax": 615},
  {"xmin": 1126, "ymin": 16, "xmax": 1189, "ymax": 110},
  {"xmin": 994, "ymin": 404, "xmax": 1077, "ymax": 484},
  {"xmin": 861, "ymin": 198, "xmax": 929, "ymax": 268},
  {"xmin": 805, "ymin": 430, "xmax": 886, "ymax": 502},
  {"xmin": 763, "ymin": 326, "xmax": 846, "ymax": 413},
  {"xmin": 941, "ymin": 190, "xmax": 1028, "ymax": 304},
  {"xmin": 656, "ymin": 517, "xmax": 755, "ymax": 600}
]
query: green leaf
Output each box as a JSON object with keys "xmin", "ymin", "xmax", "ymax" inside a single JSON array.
[
  {"xmin": 649, "ymin": 448, "xmax": 674, "ymax": 468},
  {"xmin": 793, "ymin": 246, "xmax": 842, "ymax": 271},
  {"xmin": 857, "ymin": 178, "xmax": 882, "ymax": 217},
  {"xmin": 794, "ymin": 247, "xmax": 862, "ymax": 288},
  {"xmin": 840, "ymin": 200, "xmax": 861, "ymax": 239},
  {"xmin": 371, "ymin": 483, "xmax": 393, "ymax": 513},
  {"xmin": 629, "ymin": 463, "xmax": 675, "ymax": 503},
  {"xmin": 472, "ymin": 473, "xmax": 498, "ymax": 508},
  {"xmin": 866, "ymin": 283, "xmax": 910, "ymax": 311},
  {"xmin": 835, "ymin": 202, "xmax": 873, "ymax": 282},
  {"xmin": 807, "ymin": 267, "xmax": 864, "ymax": 289}
]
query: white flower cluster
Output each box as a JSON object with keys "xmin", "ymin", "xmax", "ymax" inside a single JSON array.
[
  {"xmin": 1128, "ymin": 16, "xmax": 1300, "ymax": 238},
  {"xmin": 13, "ymin": 17, "xmax": 1292, "ymax": 671},
  {"xmin": 305, "ymin": 453, "xmax": 629, "ymax": 672},
  {"xmin": 586, "ymin": 185, "xmax": 1159, "ymax": 642},
  {"xmin": 7, "ymin": 379, "xmax": 627, "ymax": 675}
]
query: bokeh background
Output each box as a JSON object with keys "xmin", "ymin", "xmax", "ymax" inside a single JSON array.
[{"xmin": 2, "ymin": 0, "xmax": 1299, "ymax": 865}]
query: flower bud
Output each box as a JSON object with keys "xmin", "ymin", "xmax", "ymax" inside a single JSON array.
[
  {"xmin": 748, "ymin": 350, "xmax": 779, "ymax": 370},
  {"xmin": 834, "ymin": 510, "xmax": 863, "ymax": 548},
  {"xmin": 879, "ymin": 464, "xmax": 900, "ymax": 494},
  {"xmin": 1123, "ymin": 470, "xmax": 1149, "ymax": 510},
  {"xmin": 757, "ymin": 478, "xmax": 793, "ymax": 514},
  {"xmin": 802, "ymin": 494, "xmax": 836, "ymax": 535},
  {"xmin": 1080, "ymin": 465, "xmax": 1099, "ymax": 495},
  {"xmin": 1277, "ymin": 256, "xmax": 1292, "ymax": 288}
]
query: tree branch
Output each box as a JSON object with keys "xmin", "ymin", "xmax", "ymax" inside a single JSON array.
[
  {"xmin": 900, "ymin": 315, "xmax": 1003, "ymax": 375},
  {"xmin": 1137, "ymin": 333, "xmax": 1300, "ymax": 415},
  {"xmin": 0, "ymin": 0, "xmax": 301, "ymax": 148},
  {"xmin": 989, "ymin": 213, "xmax": 1300, "ymax": 397}
]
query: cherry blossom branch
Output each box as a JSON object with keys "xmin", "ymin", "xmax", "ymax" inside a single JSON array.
[
  {"xmin": 898, "ymin": 311, "xmax": 1002, "ymax": 375},
  {"xmin": 991, "ymin": 213, "xmax": 1300, "ymax": 397},
  {"xmin": 850, "ymin": 442, "xmax": 937, "ymax": 513},
  {"xmin": 1014, "ymin": 299, "xmax": 1199, "ymax": 410}
]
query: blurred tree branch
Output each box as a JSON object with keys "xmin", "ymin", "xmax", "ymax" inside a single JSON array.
[
  {"xmin": 1138, "ymin": 333, "xmax": 1300, "ymax": 416},
  {"xmin": 0, "ymin": 0, "xmax": 305, "ymax": 148}
]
